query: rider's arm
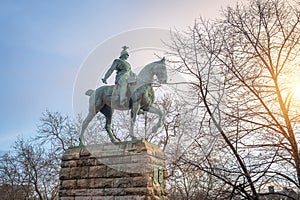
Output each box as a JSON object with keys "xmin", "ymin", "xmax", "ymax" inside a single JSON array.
[{"xmin": 102, "ymin": 59, "xmax": 118, "ymax": 84}]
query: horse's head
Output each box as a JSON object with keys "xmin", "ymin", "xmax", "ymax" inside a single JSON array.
[
  {"xmin": 153, "ymin": 57, "xmax": 167, "ymax": 84},
  {"xmin": 137, "ymin": 57, "xmax": 168, "ymax": 85}
]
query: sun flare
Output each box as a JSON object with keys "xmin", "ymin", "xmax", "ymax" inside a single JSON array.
[
  {"xmin": 289, "ymin": 82, "xmax": 300, "ymax": 100},
  {"xmin": 293, "ymin": 85, "xmax": 300, "ymax": 99}
]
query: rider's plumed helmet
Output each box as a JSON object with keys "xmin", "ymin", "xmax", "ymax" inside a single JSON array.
[{"xmin": 120, "ymin": 46, "xmax": 129, "ymax": 57}]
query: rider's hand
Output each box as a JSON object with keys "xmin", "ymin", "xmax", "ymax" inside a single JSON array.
[{"xmin": 102, "ymin": 78, "xmax": 107, "ymax": 84}]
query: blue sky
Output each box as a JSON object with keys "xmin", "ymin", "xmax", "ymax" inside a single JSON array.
[{"xmin": 0, "ymin": 0, "xmax": 238, "ymax": 151}]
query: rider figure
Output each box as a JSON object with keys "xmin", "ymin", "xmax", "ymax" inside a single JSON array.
[{"xmin": 102, "ymin": 46, "xmax": 136, "ymax": 106}]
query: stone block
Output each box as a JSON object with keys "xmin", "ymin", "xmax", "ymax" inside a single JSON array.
[
  {"xmin": 97, "ymin": 154, "xmax": 157, "ymax": 166},
  {"xmin": 89, "ymin": 166, "xmax": 107, "ymax": 178},
  {"xmin": 77, "ymin": 158, "xmax": 88, "ymax": 167},
  {"xmin": 130, "ymin": 155, "xmax": 151, "ymax": 163},
  {"xmin": 59, "ymin": 197, "xmax": 74, "ymax": 200},
  {"xmin": 74, "ymin": 197, "xmax": 92, "ymax": 200},
  {"xmin": 113, "ymin": 177, "xmax": 131, "ymax": 188},
  {"xmin": 80, "ymin": 147, "xmax": 91, "ymax": 156},
  {"xmin": 77, "ymin": 179, "xmax": 90, "ymax": 189},
  {"xmin": 102, "ymin": 188, "xmax": 126, "ymax": 196},
  {"xmin": 132, "ymin": 176, "xmax": 151, "ymax": 187},
  {"xmin": 60, "ymin": 168, "xmax": 70, "ymax": 180},
  {"xmin": 113, "ymin": 196, "xmax": 147, "ymax": 200},
  {"xmin": 90, "ymin": 178, "xmax": 113, "ymax": 188},
  {"xmin": 106, "ymin": 167, "xmax": 128, "ymax": 178},
  {"xmin": 70, "ymin": 167, "xmax": 82, "ymax": 179},
  {"xmin": 99, "ymin": 197, "xmax": 150, "ymax": 200},
  {"xmin": 61, "ymin": 180, "xmax": 77, "ymax": 189},
  {"xmin": 62, "ymin": 147, "xmax": 81, "ymax": 161},
  {"xmin": 93, "ymin": 196, "xmax": 116, "ymax": 200},
  {"xmin": 59, "ymin": 141, "xmax": 168, "ymax": 200},
  {"xmin": 61, "ymin": 160, "xmax": 78, "ymax": 168},
  {"xmin": 92, "ymin": 197, "xmax": 114, "ymax": 200},
  {"xmin": 108, "ymin": 163, "xmax": 153, "ymax": 174},
  {"xmin": 63, "ymin": 189, "xmax": 89, "ymax": 196},
  {"xmin": 123, "ymin": 187, "xmax": 150, "ymax": 196},
  {"xmin": 81, "ymin": 166, "xmax": 89, "ymax": 178},
  {"xmin": 87, "ymin": 158, "xmax": 99, "ymax": 166},
  {"xmin": 87, "ymin": 188, "xmax": 106, "ymax": 196}
]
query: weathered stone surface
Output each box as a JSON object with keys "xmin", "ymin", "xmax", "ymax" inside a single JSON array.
[
  {"xmin": 59, "ymin": 168, "xmax": 71, "ymax": 180},
  {"xmin": 90, "ymin": 197, "xmax": 113, "ymax": 200},
  {"xmin": 90, "ymin": 178, "xmax": 113, "ymax": 188},
  {"xmin": 61, "ymin": 180, "xmax": 77, "ymax": 189},
  {"xmin": 113, "ymin": 177, "xmax": 131, "ymax": 188},
  {"xmin": 110, "ymin": 196, "xmax": 146, "ymax": 200},
  {"xmin": 81, "ymin": 165, "xmax": 89, "ymax": 178},
  {"xmin": 74, "ymin": 197, "xmax": 93, "ymax": 200},
  {"xmin": 89, "ymin": 166, "xmax": 107, "ymax": 178},
  {"xmin": 61, "ymin": 160, "xmax": 77, "ymax": 168},
  {"xmin": 132, "ymin": 176, "xmax": 151, "ymax": 187},
  {"xmin": 80, "ymin": 147, "xmax": 91, "ymax": 156},
  {"xmin": 62, "ymin": 147, "xmax": 81, "ymax": 161},
  {"xmin": 59, "ymin": 140, "xmax": 168, "ymax": 200},
  {"xmin": 63, "ymin": 196, "xmax": 153, "ymax": 200},
  {"xmin": 123, "ymin": 187, "xmax": 150, "ymax": 196},
  {"xmin": 106, "ymin": 167, "xmax": 130, "ymax": 178},
  {"xmin": 70, "ymin": 167, "xmax": 82, "ymax": 179},
  {"xmin": 59, "ymin": 197, "xmax": 74, "ymax": 200},
  {"xmin": 77, "ymin": 179, "xmax": 90, "ymax": 189}
]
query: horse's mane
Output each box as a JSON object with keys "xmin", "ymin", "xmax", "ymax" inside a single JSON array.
[{"xmin": 138, "ymin": 59, "xmax": 164, "ymax": 74}]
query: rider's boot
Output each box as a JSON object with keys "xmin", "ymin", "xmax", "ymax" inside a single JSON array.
[{"xmin": 119, "ymin": 84, "xmax": 127, "ymax": 107}]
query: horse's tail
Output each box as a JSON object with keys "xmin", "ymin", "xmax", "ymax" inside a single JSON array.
[{"xmin": 85, "ymin": 89, "xmax": 94, "ymax": 96}]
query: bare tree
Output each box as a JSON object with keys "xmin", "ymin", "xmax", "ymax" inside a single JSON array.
[
  {"xmin": 0, "ymin": 152, "xmax": 32, "ymax": 200},
  {"xmin": 0, "ymin": 111, "xmax": 80, "ymax": 200},
  {"xmin": 36, "ymin": 110, "xmax": 78, "ymax": 153},
  {"xmin": 0, "ymin": 137, "xmax": 59, "ymax": 200},
  {"xmin": 220, "ymin": 0, "xmax": 300, "ymax": 189},
  {"xmin": 168, "ymin": 0, "xmax": 300, "ymax": 199}
]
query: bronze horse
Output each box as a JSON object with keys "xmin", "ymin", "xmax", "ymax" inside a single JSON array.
[{"xmin": 79, "ymin": 58, "xmax": 167, "ymax": 145}]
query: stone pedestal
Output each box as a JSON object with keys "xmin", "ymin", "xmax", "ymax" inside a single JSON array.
[{"xmin": 59, "ymin": 140, "xmax": 168, "ymax": 200}]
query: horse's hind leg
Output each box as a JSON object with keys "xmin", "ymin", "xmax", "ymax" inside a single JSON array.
[
  {"xmin": 79, "ymin": 111, "xmax": 96, "ymax": 145},
  {"xmin": 129, "ymin": 103, "xmax": 140, "ymax": 141},
  {"xmin": 100, "ymin": 105, "xmax": 120, "ymax": 143}
]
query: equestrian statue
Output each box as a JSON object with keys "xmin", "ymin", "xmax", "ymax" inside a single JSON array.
[{"xmin": 79, "ymin": 46, "xmax": 167, "ymax": 145}]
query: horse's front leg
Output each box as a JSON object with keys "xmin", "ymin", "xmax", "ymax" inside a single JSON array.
[
  {"xmin": 79, "ymin": 111, "xmax": 96, "ymax": 146},
  {"xmin": 129, "ymin": 103, "xmax": 140, "ymax": 141},
  {"xmin": 100, "ymin": 106, "xmax": 120, "ymax": 143},
  {"xmin": 147, "ymin": 105, "xmax": 164, "ymax": 133}
]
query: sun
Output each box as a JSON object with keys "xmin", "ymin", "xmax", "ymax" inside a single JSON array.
[{"xmin": 289, "ymin": 82, "xmax": 300, "ymax": 100}]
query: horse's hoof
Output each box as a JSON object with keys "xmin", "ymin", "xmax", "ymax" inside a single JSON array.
[
  {"xmin": 79, "ymin": 138, "xmax": 84, "ymax": 146},
  {"xmin": 112, "ymin": 140, "xmax": 121, "ymax": 145},
  {"xmin": 137, "ymin": 109, "xmax": 145, "ymax": 115},
  {"xmin": 131, "ymin": 136, "xmax": 137, "ymax": 141},
  {"xmin": 79, "ymin": 142, "xmax": 84, "ymax": 146},
  {"xmin": 152, "ymin": 126, "xmax": 158, "ymax": 133},
  {"xmin": 110, "ymin": 138, "xmax": 120, "ymax": 144}
]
